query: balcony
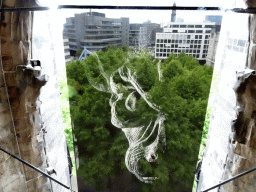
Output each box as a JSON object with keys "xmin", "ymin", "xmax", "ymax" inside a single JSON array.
[
  {"xmin": 85, "ymin": 28, "xmax": 122, "ymax": 32},
  {"xmin": 81, "ymin": 38, "xmax": 121, "ymax": 43},
  {"xmin": 85, "ymin": 33, "xmax": 121, "ymax": 37},
  {"xmin": 84, "ymin": 43, "xmax": 122, "ymax": 49}
]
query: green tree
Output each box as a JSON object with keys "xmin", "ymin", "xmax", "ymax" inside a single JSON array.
[
  {"xmin": 66, "ymin": 48, "xmax": 213, "ymax": 191},
  {"xmin": 75, "ymin": 48, "xmax": 83, "ymax": 57}
]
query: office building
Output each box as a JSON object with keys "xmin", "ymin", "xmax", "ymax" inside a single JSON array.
[
  {"xmin": 63, "ymin": 12, "xmax": 129, "ymax": 56},
  {"xmin": 206, "ymin": 28, "xmax": 220, "ymax": 66},
  {"xmin": 129, "ymin": 21, "xmax": 162, "ymax": 50},
  {"xmin": 155, "ymin": 22, "xmax": 216, "ymax": 63},
  {"xmin": 63, "ymin": 37, "xmax": 71, "ymax": 63}
]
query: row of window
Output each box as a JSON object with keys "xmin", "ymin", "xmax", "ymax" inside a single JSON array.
[
  {"xmin": 227, "ymin": 45, "xmax": 245, "ymax": 53},
  {"xmin": 156, "ymin": 48, "xmax": 208, "ymax": 54},
  {"xmin": 156, "ymin": 49, "xmax": 202, "ymax": 53},
  {"xmin": 156, "ymin": 53, "xmax": 207, "ymax": 59},
  {"xmin": 157, "ymin": 35, "xmax": 210, "ymax": 42},
  {"xmin": 156, "ymin": 45, "xmax": 209, "ymax": 50},
  {"xmin": 65, "ymin": 55, "xmax": 70, "ymax": 59},
  {"xmin": 169, "ymin": 24, "xmax": 214, "ymax": 28},
  {"xmin": 171, "ymin": 30, "xmax": 211, "ymax": 33},
  {"xmin": 81, "ymin": 40, "xmax": 122, "ymax": 46},
  {"xmin": 227, "ymin": 38, "xmax": 246, "ymax": 47},
  {"xmin": 156, "ymin": 40, "xmax": 210, "ymax": 46}
]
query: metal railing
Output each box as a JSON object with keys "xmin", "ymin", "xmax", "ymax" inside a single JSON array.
[
  {"xmin": 0, "ymin": 146, "xmax": 75, "ymax": 192},
  {"xmin": 201, "ymin": 166, "xmax": 256, "ymax": 192},
  {"xmin": 0, "ymin": 5, "xmax": 256, "ymax": 14}
]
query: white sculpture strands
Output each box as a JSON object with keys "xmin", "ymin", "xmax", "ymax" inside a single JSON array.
[{"xmin": 86, "ymin": 53, "xmax": 166, "ymax": 183}]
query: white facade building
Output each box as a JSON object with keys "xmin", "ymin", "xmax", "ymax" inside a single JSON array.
[
  {"xmin": 155, "ymin": 22, "xmax": 216, "ymax": 61},
  {"xmin": 63, "ymin": 38, "xmax": 71, "ymax": 63}
]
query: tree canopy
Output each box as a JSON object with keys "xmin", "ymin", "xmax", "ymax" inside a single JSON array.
[{"xmin": 66, "ymin": 49, "xmax": 213, "ymax": 191}]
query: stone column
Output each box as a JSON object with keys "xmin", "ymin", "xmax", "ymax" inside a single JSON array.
[{"xmin": 0, "ymin": 0, "xmax": 51, "ymax": 191}]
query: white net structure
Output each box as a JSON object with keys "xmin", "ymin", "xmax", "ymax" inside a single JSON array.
[{"xmin": 86, "ymin": 53, "xmax": 166, "ymax": 183}]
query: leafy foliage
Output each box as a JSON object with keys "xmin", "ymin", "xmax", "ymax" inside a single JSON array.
[
  {"xmin": 75, "ymin": 48, "xmax": 83, "ymax": 57},
  {"xmin": 66, "ymin": 48, "xmax": 213, "ymax": 191}
]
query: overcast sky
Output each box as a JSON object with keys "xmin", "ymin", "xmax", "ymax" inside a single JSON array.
[{"xmin": 37, "ymin": 0, "xmax": 247, "ymax": 25}]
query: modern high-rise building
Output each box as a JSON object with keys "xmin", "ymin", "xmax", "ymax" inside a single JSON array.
[
  {"xmin": 155, "ymin": 22, "xmax": 217, "ymax": 63},
  {"xmin": 63, "ymin": 12, "xmax": 129, "ymax": 56},
  {"xmin": 129, "ymin": 21, "xmax": 162, "ymax": 50},
  {"xmin": 63, "ymin": 37, "xmax": 71, "ymax": 63},
  {"xmin": 206, "ymin": 28, "xmax": 220, "ymax": 66}
]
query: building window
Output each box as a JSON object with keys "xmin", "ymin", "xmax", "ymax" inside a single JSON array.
[
  {"xmin": 195, "ymin": 40, "xmax": 198, "ymax": 44},
  {"xmin": 157, "ymin": 39, "xmax": 160, "ymax": 43},
  {"xmin": 196, "ymin": 30, "xmax": 203, "ymax": 33},
  {"xmin": 179, "ymin": 40, "xmax": 182, "ymax": 43},
  {"xmin": 160, "ymin": 49, "xmax": 163, "ymax": 52},
  {"xmin": 188, "ymin": 25, "xmax": 194, "ymax": 28},
  {"xmin": 202, "ymin": 54, "xmax": 206, "ymax": 58},
  {"xmin": 198, "ymin": 45, "xmax": 201, "ymax": 48},
  {"xmin": 195, "ymin": 25, "xmax": 202, "ymax": 28},
  {"xmin": 188, "ymin": 30, "xmax": 195, "ymax": 33},
  {"xmin": 156, "ymin": 53, "xmax": 159, "ymax": 56},
  {"xmin": 187, "ymin": 35, "xmax": 191, "ymax": 39},
  {"xmin": 190, "ymin": 45, "xmax": 193, "ymax": 48},
  {"xmin": 191, "ymin": 40, "xmax": 194, "ymax": 44},
  {"xmin": 160, "ymin": 44, "xmax": 163, "ymax": 47},
  {"xmin": 206, "ymin": 30, "xmax": 211, "ymax": 33},
  {"xmin": 156, "ymin": 49, "xmax": 159, "ymax": 52},
  {"xmin": 187, "ymin": 40, "xmax": 190, "ymax": 44},
  {"xmin": 171, "ymin": 44, "xmax": 174, "ymax": 48},
  {"xmin": 163, "ymin": 53, "xmax": 166, "ymax": 57},
  {"xmin": 175, "ymin": 40, "xmax": 178, "ymax": 43},
  {"xmin": 164, "ymin": 49, "xmax": 166, "ymax": 52},
  {"xmin": 205, "ymin": 25, "xmax": 212, "ymax": 28},
  {"xmin": 199, "ymin": 35, "xmax": 202, "ymax": 39},
  {"xmin": 190, "ymin": 50, "xmax": 192, "ymax": 53},
  {"xmin": 197, "ymin": 50, "xmax": 200, "ymax": 53},
  {"xmin": 193, "ymin": 50, "xmax": 196, "ymax": 53},
  {"xmin": 160, "ymin": 39, "xmax": 163, "ymax": 43},
  {"xmin": 175, "ymin": 44, "xmax": 178, "ymax": 48},
  {"xmin": 205, "ymin": 35, "xmax": 209, "ymax": 39},
  {"xmin": 238, "ymin": 40, "xmax": 246, "ymax": 47},
  {"xmin": 173, "ymin": 30, "xmax": 178, "ymax": 33},
  {"xmin": 195, "ymin": 35, "xmax": 198, "ymax": 39},
  {"xmin": 164, "ymin": 39, "xmax": 167, "ymax": 43},
  {"xmin": 168, "ymin": 40, "xmax": 171, "ymax": 43},
  {"xmin": 157, "ymin": 44, "xmax": 160, "ymax": 47},
  {"xmin": 173, "ymin": 25, "xmax": 179, "ymax": 28},
  {"xmin": 180, "ymin": 25, "xmax": 186, "ymax": 28},
  {"xmin": 198, "ymin": 40, "xmax": 202, "ymax": 44},
  {"xmin": 194, "ymin": 45, "xmax": 197, "ymax": 48}
]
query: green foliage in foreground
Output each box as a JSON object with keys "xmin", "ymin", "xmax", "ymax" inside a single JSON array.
[
  {"xmin": 75, "ymin": 48, "xmax": 83, "ymax": 57},
  {"xmin": 66, "ymin": 49, "xmax": 213, "ymax": 191}
]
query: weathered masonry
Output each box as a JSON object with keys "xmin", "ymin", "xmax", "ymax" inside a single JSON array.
[
  {"xmin": 0, "ymin": 0, "xmax": 71, "ymax": 191},
  {"xmin": 197, "ymin": 0, "xmax": 256, "ymax": 191}
]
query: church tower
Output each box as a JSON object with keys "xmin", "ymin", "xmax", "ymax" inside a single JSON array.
[{"xmin": 171, "ymin": 2, "xmax": 176, "ymax": 22}]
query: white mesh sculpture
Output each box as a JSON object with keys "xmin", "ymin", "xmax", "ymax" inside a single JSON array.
[{"xmin": 86, "ymin": 53, "xmax": 166, "ymax": 183}]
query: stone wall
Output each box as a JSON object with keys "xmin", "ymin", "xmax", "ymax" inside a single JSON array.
[
  {"xmin": 0, "ymin": 1, "xmax": 71, "ymax": 191},
  {"xmin": 197, "ymin": 1, "xmax": 256, "ymax": 191}
]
